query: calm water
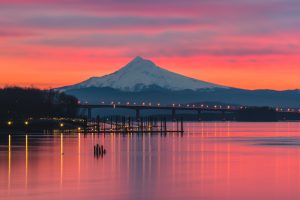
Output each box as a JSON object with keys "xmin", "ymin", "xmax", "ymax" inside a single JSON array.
[{"xmin": 1, "ymin": 122, "xmax": 300, "ymax": 200}]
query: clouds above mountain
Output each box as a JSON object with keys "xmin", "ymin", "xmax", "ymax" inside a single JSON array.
[{"xmin": 0, "ymin": 0, "xmax": 299, "ymax": 89}]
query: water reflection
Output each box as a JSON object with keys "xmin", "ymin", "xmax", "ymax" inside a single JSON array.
[
  {"xmin": 1, "ymin": 122, "xmax": 300, "ymax": 200},
  {"xmin": 8, "ymin": 134, "xmax": 11, "ymax": 189},
  {"xmin": 60, "ymin": 133, "xmax": 63, "ymax": 185},
  {"xmin": 78, "ymin": 132, "xmax": 81, "ymax": 182},
  {"xmin": 25, "ymin": 134, "xmax": 28, "ymax": 186}
]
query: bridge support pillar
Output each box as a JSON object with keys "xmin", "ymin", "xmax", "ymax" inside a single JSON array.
[
  {"xmin": 172, "ymin": 109, "xmax": 176, "ymax": 121},
  {"xmin": 222, "ymin": 111, "xmax": 226, "ymax": 121},
  {"xmin": 136, "ymin": 109, "xmax": 140, "ymax": 121},
  {"xmin": 87, "ymin": 108, "xmax": 92, "ymax": 120},
  {"xmin": 197, "ymin": 110, "xmax": 202, "ymax": 121}
]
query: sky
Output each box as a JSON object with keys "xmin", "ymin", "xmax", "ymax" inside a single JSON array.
[{"xmin": 0, "ymin": 0, "xmax": 299, "ymax": 90}]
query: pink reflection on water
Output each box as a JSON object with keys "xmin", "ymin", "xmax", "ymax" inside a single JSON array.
[{"xmin": 1, "ymin": 122, "xmax": 300, "ymax": 199}]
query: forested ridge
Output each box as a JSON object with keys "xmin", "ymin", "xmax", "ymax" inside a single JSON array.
[{"xmin": 0, "ymin": 87, "xmax": 78, "ymax": 120}]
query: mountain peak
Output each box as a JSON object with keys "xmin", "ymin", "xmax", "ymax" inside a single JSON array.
[
  {"xmin": 60, "ymin": 57, "xmax": 227, "ymax": 92},
  {"xmin": 132, "ymin": 56, "xmax": 144, "ymax": 61},
  {"xmin": 122, "ymin": 56, "xmax": 157, "ymax": 72},
  {"xmin": 128, "ymin": 56, "xmax": 153, "ymax": 64}
]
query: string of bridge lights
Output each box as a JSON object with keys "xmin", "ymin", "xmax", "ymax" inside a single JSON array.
[{"xmin": 78, "ymin": 101, "xmax": 300, "ymax": 112}]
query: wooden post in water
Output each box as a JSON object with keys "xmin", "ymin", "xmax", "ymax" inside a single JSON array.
[
  {"xmin": 172, "ymin": 109, "xmax": 176, "ymax": 121},
  {"xmin": 103, "ymin": 118, "xmax": 106, "ymax": 134},
  {"xmin": 146, "ymin": 117, "xmax": 148, "ymax": 133},
  {"xmin": 136, "ymin": 109, "xmax": 140, "ymax": 122},
  {"xmin": 115, "ymin": 116, "xmax": 118, "ymax": 131},
  {"xmin": 164, "ymin": 117, "xmax": 167, "ymax": 135},
  {"xmin": 84, "ymin": 118, "xmax": 88, "ymax": 134},
  {"xmin": 128, "ymin": 117, "xmax": 131, "ymax": 132},
  {"xmin": 160, "ymin": 118, "xmax": 163, "ymax": 135},
  {"xmin": 222, "ymin": 111, "xmax": 226, "ymax": 121},
  {"xmin": 110, "ymin": 117, "xmax": 113, "ymax": 131},
  {"xmin": 197, "ymin": 110, "xmax": 202, "ymax": 121},
  {"xmin": 96, "ymin": 115, "xmax": 100, "ymax": 133},
  {"xmin": 150, "ymin": 117, "xmax": 152, "ymax": 133},
  {"xmin": 101, "ymin": 145, "xmax": 104, "ymax": 154},
  {"xmin": 141, "ymin": 117, "xmax": 144, "ymax": 134},
  {"xmin": 180, "ymin": 117, "xmax": 184, "ymax": 136},
  {"xmin": 87, "ymin": 108, "xmax": 92, "ymax": 120},
  {"xmin": 122, "ymin": 116, "xmax": 125, "ymax": 130}
]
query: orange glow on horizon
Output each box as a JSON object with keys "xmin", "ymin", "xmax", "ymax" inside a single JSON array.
[{"xmin": 1, "ymin": 55, "xmax": 299, "ymax": 90}]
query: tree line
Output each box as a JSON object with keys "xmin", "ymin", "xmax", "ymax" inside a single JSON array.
[{"xmin": 0, "ymin": 87, "xmax": 79, "ymax": 120}]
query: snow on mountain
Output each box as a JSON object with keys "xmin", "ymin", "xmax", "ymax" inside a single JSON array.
[{"xmin": 60, "ymin": 56, "xmax": 227, "ymax": 92}]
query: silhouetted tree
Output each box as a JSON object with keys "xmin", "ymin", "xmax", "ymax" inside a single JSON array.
[{"xmin": 0, "ymin": 87, "xmax": 78, "ymax": 120}]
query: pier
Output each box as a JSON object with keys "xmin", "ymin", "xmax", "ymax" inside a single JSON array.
[{"xmin": 82, "ymin": 115, "xmax": 184, "ymax": 136}]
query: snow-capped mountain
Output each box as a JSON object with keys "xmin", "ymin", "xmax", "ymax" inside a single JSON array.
[
  {"xmin": 59, "ymin": 56, "xmax": 227, "ymax": 92},
  {"xmin": 57, "ymin": 56, "xmax": 300, "ymax": 107}
]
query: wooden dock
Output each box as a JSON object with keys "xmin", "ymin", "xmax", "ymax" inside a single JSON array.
[{"xmin": 81, "ymin": 116, "xmax": 184, "ymax": 136}]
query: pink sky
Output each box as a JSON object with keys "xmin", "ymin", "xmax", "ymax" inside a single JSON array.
[{"xmin": 0, "ymin": 0, "xmax": 299, "ymax": 90}]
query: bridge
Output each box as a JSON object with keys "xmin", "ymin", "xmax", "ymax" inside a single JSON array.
[
  {"xmin": 79, "ymin": 102, "xmax": 300, "ymax": 121},
  {"xmin": 79, "ymin": 102, "xmax": 248, "ymax": 120}
]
